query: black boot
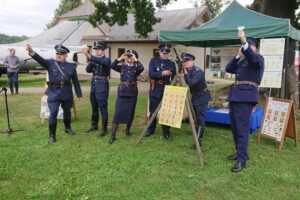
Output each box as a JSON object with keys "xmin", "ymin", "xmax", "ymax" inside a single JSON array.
[
  {"xmin": 163, "ymin": 132, "xmax": 171, "ymax": 140},
  {"xmin": 193, "ymin": 127, "xmax": 204, "ymax": 149},
  {"xmin": 99, "ymin": 117, "xmax": 108, "ymax": 138},
  {"xmin": 125, "ymin": 124, "xmax": 132, "ymax": 137},
  {"xmin": 86, "ymin": 115, "xmax": 98, "ymax": 132},
  {"xmin": 108, "ymin": 123, "xmax": 118, "ymax": 144},
  {"xmin": 48, "ymin": 124, "xmax": 57, "ymax": 144},
  {"xmin": 15, "ymin": 83, "xmax": 19, "ymax": 94},
  {"xmin": 86, "ymin": 125, "xmax": 98, "ymax": 132},
  {"xmin": 64, "ymin": 119, "xmax": 74, "ymax": 135}
]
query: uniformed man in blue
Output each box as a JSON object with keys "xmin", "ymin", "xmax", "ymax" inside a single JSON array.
[
  {"xmin": 144, "ymin": 43, "xmax": 176, "ymax": 140},
  {"xmin": 25, "ymin": 44, "xmax": 82, "ymax": 144},
  {"xmin": 182, "ymin": 53, "xmax": 211, "ymax": 148},
  {"xmin": 83, "ymin": 41, "xmax": 111, "ymax": 138},
  {"xmin": 108, "ymin": 49, "xmax": 144, "ymax": 144},
  {"xmin": 225, "ymin": 30, "xmax": 264, "ymax": 172}
]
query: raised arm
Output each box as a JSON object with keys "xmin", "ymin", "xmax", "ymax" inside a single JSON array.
[
  {"xmin": 242, "ymin": 46, "xmax": 264, "ymax": 69},
  {"xmin": 90, "ymin": 55, "xmax": 111, "ymax": 67},
  {"xmin": 184, "ymin": 69, "xmax": 203, "ymax": 88},
  {"xmin": 85, "ymin": 62, "xmax": 94, "ymax": 73},
  {"xmin": 25, "ymin": 44, "xmax": 49, "ymax": 69},
  {"xmin": 110, "ymin": 59, "xmax": 122, "ymax": 72},
  {"xmin": 135, "ymin": 61, "xmax": 144, "ymax": 75}
]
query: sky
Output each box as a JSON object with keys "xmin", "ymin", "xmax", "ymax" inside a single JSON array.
[{"xmin": 0, "ymin": 0, "xmax": 253, "ymax": 37}]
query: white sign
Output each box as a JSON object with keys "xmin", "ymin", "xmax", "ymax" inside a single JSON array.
[
  {"xmin": 40, "ymin": 95, "xmax": 64, "ymax": 119},
  {"xmin": 261, "ymin": 98, "xmax": 289, "ymax": 141},
  {"xmin": 259, "ymin": 38, "xmax": 285, "ymax": 88}
]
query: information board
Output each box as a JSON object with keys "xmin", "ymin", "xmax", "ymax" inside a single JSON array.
[
  {"xmin": 258, "ymin": 98, "xmax": 298, "ymax": 152},
  {"xmin": 158, "ymin": 85, "xmax": 187, "ymax": 128},
  {"xmin": 259, "ymin": 38, "xmax": 285, "ymax": 88},
  {"xmin": 40, "ymin": 95, "xmax": 64, "ymax": 120}
]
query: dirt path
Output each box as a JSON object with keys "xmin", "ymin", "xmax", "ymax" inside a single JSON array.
[
  {"xmin": 12, "ymin": 78, "xmax": 232, "ymax": 94},
  {"xmin": 16, "ymin": 82, "xmax": 150, "ymax": 94}
]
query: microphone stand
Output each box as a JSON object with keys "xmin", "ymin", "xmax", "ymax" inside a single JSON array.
[
  {"xmin": 0, "ymin": 86, "xmax": 23, "ymax": 134},
  {"xmin": 0, "ymin": 58, "xmax": 31, "ymax": 134}
]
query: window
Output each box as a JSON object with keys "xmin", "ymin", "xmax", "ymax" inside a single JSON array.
[
  {"xmin": 118, "ymin": 48, "xmax": 125, "ymax": 57},
  {"xmin": 153, "ymin": 49, "xmax": 160, "ymax": 57}
]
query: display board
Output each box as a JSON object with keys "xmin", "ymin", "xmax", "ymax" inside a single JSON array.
[
  {"xmin": 210, "ymin": 46, "xmax": 240, "ymax": 71},
  {"xmin": 258, "ymin": 98, "xmax": 298, "ymax": 152},
  {"xmin": 259, "ymin": 38, "xmax": 285, "ymax": 88},
  {"xmin": 158, "ymin": 85, "xmax": 187, "ymax": 128},
  {"xmin": 40, "ymin": 95, "xmax": 64, "ymax": 120}
]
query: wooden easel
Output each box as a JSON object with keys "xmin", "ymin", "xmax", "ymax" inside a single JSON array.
[
  {"xmin": 257, "ymin": 98, "xmax": 298, "ymax": 152},
  {"xmin": 136, "ymin": 74, "xmax": 204, "ymax": 168}
]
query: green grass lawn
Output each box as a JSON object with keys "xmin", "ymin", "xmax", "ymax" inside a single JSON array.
[
  {"xmin": 0, "ymin": 74, "xmax": 119, "ymax": 88},
  {"xmin": 0, "ymin": 92, "xmax": 300, "ymax": 200}
]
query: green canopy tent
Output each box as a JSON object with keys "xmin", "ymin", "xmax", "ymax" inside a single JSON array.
[
  {"xmin": 160, "ymin": 0, "xmax": 300, "ymax": 99},
  {"xmin": 159, "ymin": 0, "xmax": 300, "ymax": 47}
]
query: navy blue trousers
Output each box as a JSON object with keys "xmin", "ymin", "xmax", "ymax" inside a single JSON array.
[
  {"xmin": 148, "ymin": 96, "xmax": 170, "ymax": 134},
  {"xmin": 48, "ymin": 100, "xmax": 72, "ymax": 125},
  {"xmin": 193, "ymin": 103, "xmax": 209, "ymax": 128},
  {"xmin": 229, "ymin": 102, "xmax": 255, "ymax": 164},
  {"xmin": 90, "ymin": 90, "xmax": 108, "ymax": 125},
  {"xmin": 7, "ymin": 72, "xmax": 19, "ymax": 93}
]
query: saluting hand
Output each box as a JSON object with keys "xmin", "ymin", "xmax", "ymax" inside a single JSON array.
[
  {"xmin": 132, "ymin": 54, "xmax": 138, "ymax": 62},
  {"xmin": 25, "ymin": 44, "xmax": 34, "ymax": 53},
  {"xmin": 238, "ymin": 30, "xmax": 246, "ymax": 44},
  {"xmin": 117, "ymin": 53, "xmax": 126, "ymax": 62},
  {"xmin": 183, "ymin": 68, "xmax": 188, "ymax": 74}
]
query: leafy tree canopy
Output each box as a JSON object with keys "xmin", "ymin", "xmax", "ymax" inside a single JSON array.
[{"xmin": 0, "ymin": 34, "xmax": 29, "ymax": 44}]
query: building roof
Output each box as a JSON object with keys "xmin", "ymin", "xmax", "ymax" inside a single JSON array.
[
  {"xmin": 57, "ymin": 1, "xmax": 210, "ymax": 42},
  {"xmin": 59, "ymin": 1, "xmax": 95, "ymax": 19},
  {"xmin": 109, "ymin": 7, "xmax": 209, "ymax": 41}
]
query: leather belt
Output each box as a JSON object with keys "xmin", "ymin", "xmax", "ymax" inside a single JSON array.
[
  {"xmin": 156, "ymin": 79, "xmax": 169, "ymax": 84},
  {"xmin": 92, "ymin": 75, "xmax": 108, "ymax": 80},
  {"xmin": 235, "ymin": 80, "xmax": 258, "ymax": 87},
  {"xmin": 46, "ymin": 81, "xmax": 68, "ymax": 88},
  {"xmin": 121, "ymin": 81, "xmax": 137, "ymax": 86},
  {"xmin": 191, "ymin": 87, "xmax": 208, "ymax": 94}
]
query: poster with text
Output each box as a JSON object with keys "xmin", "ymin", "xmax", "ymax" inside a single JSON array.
[
  {"xmin": 158, "ymin": 86, "xmax": 187, "ymax": 128},
  {"xmin": 261, "ymin": 99, "xmax": 289, "ymax": 141},
  {"xmin": 259, "ymin": 38, "xmax": 285, "ymax": 88}
]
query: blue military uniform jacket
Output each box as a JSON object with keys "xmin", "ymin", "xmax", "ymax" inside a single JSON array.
[
  {"xmin": 86, "ymin": 55, "xmax": 111, "ymax": 92},
  {"xmin": 184, "ymin": 65, "xmax": 211, "ymax": 106},
  {"xmin": 225, "ymin": 46, "xmax": 264, "ymax": 103},
  {"xmin": 111, "ymin": 60, "xmax": 144, "ymax": 97},
  {"xmin": 31, "ymin": 53, "xmax": 82, "ymax": 101},
  {"xmin": 148, "ymin": 57, "xmax": 176, "ymax": 98}
]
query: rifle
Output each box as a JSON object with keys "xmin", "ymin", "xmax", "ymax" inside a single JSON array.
[{"xmin": 173, "ymin": 48, "xmax": 183, "ymax": 73}]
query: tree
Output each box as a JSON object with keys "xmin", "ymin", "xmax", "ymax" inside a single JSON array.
[
  {"xmin": 192, "ymin": 0, "xmax": 230, "ymax": 18},
  {"xmin": 47, "ymin": 0, "xmax": 83, "ymax": 28},
  {"xmin": 0, "ymin": 34, "xmax": 28, "ymax": 44},
  {"xmin": 248, "ymin": 0, "xmax": 300, "ymax": 29},
  {"xmin": 89, "ymin": 0, "xmax": 227, "ymax": 38},
  {"xmin": 248, "ymin": 0, "xmax": 300, "ymax": 102}
]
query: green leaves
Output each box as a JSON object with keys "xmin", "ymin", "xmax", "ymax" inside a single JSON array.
[{"xmin": 89, "ymin": 0, "xmax": 168, "ymax": 38}]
